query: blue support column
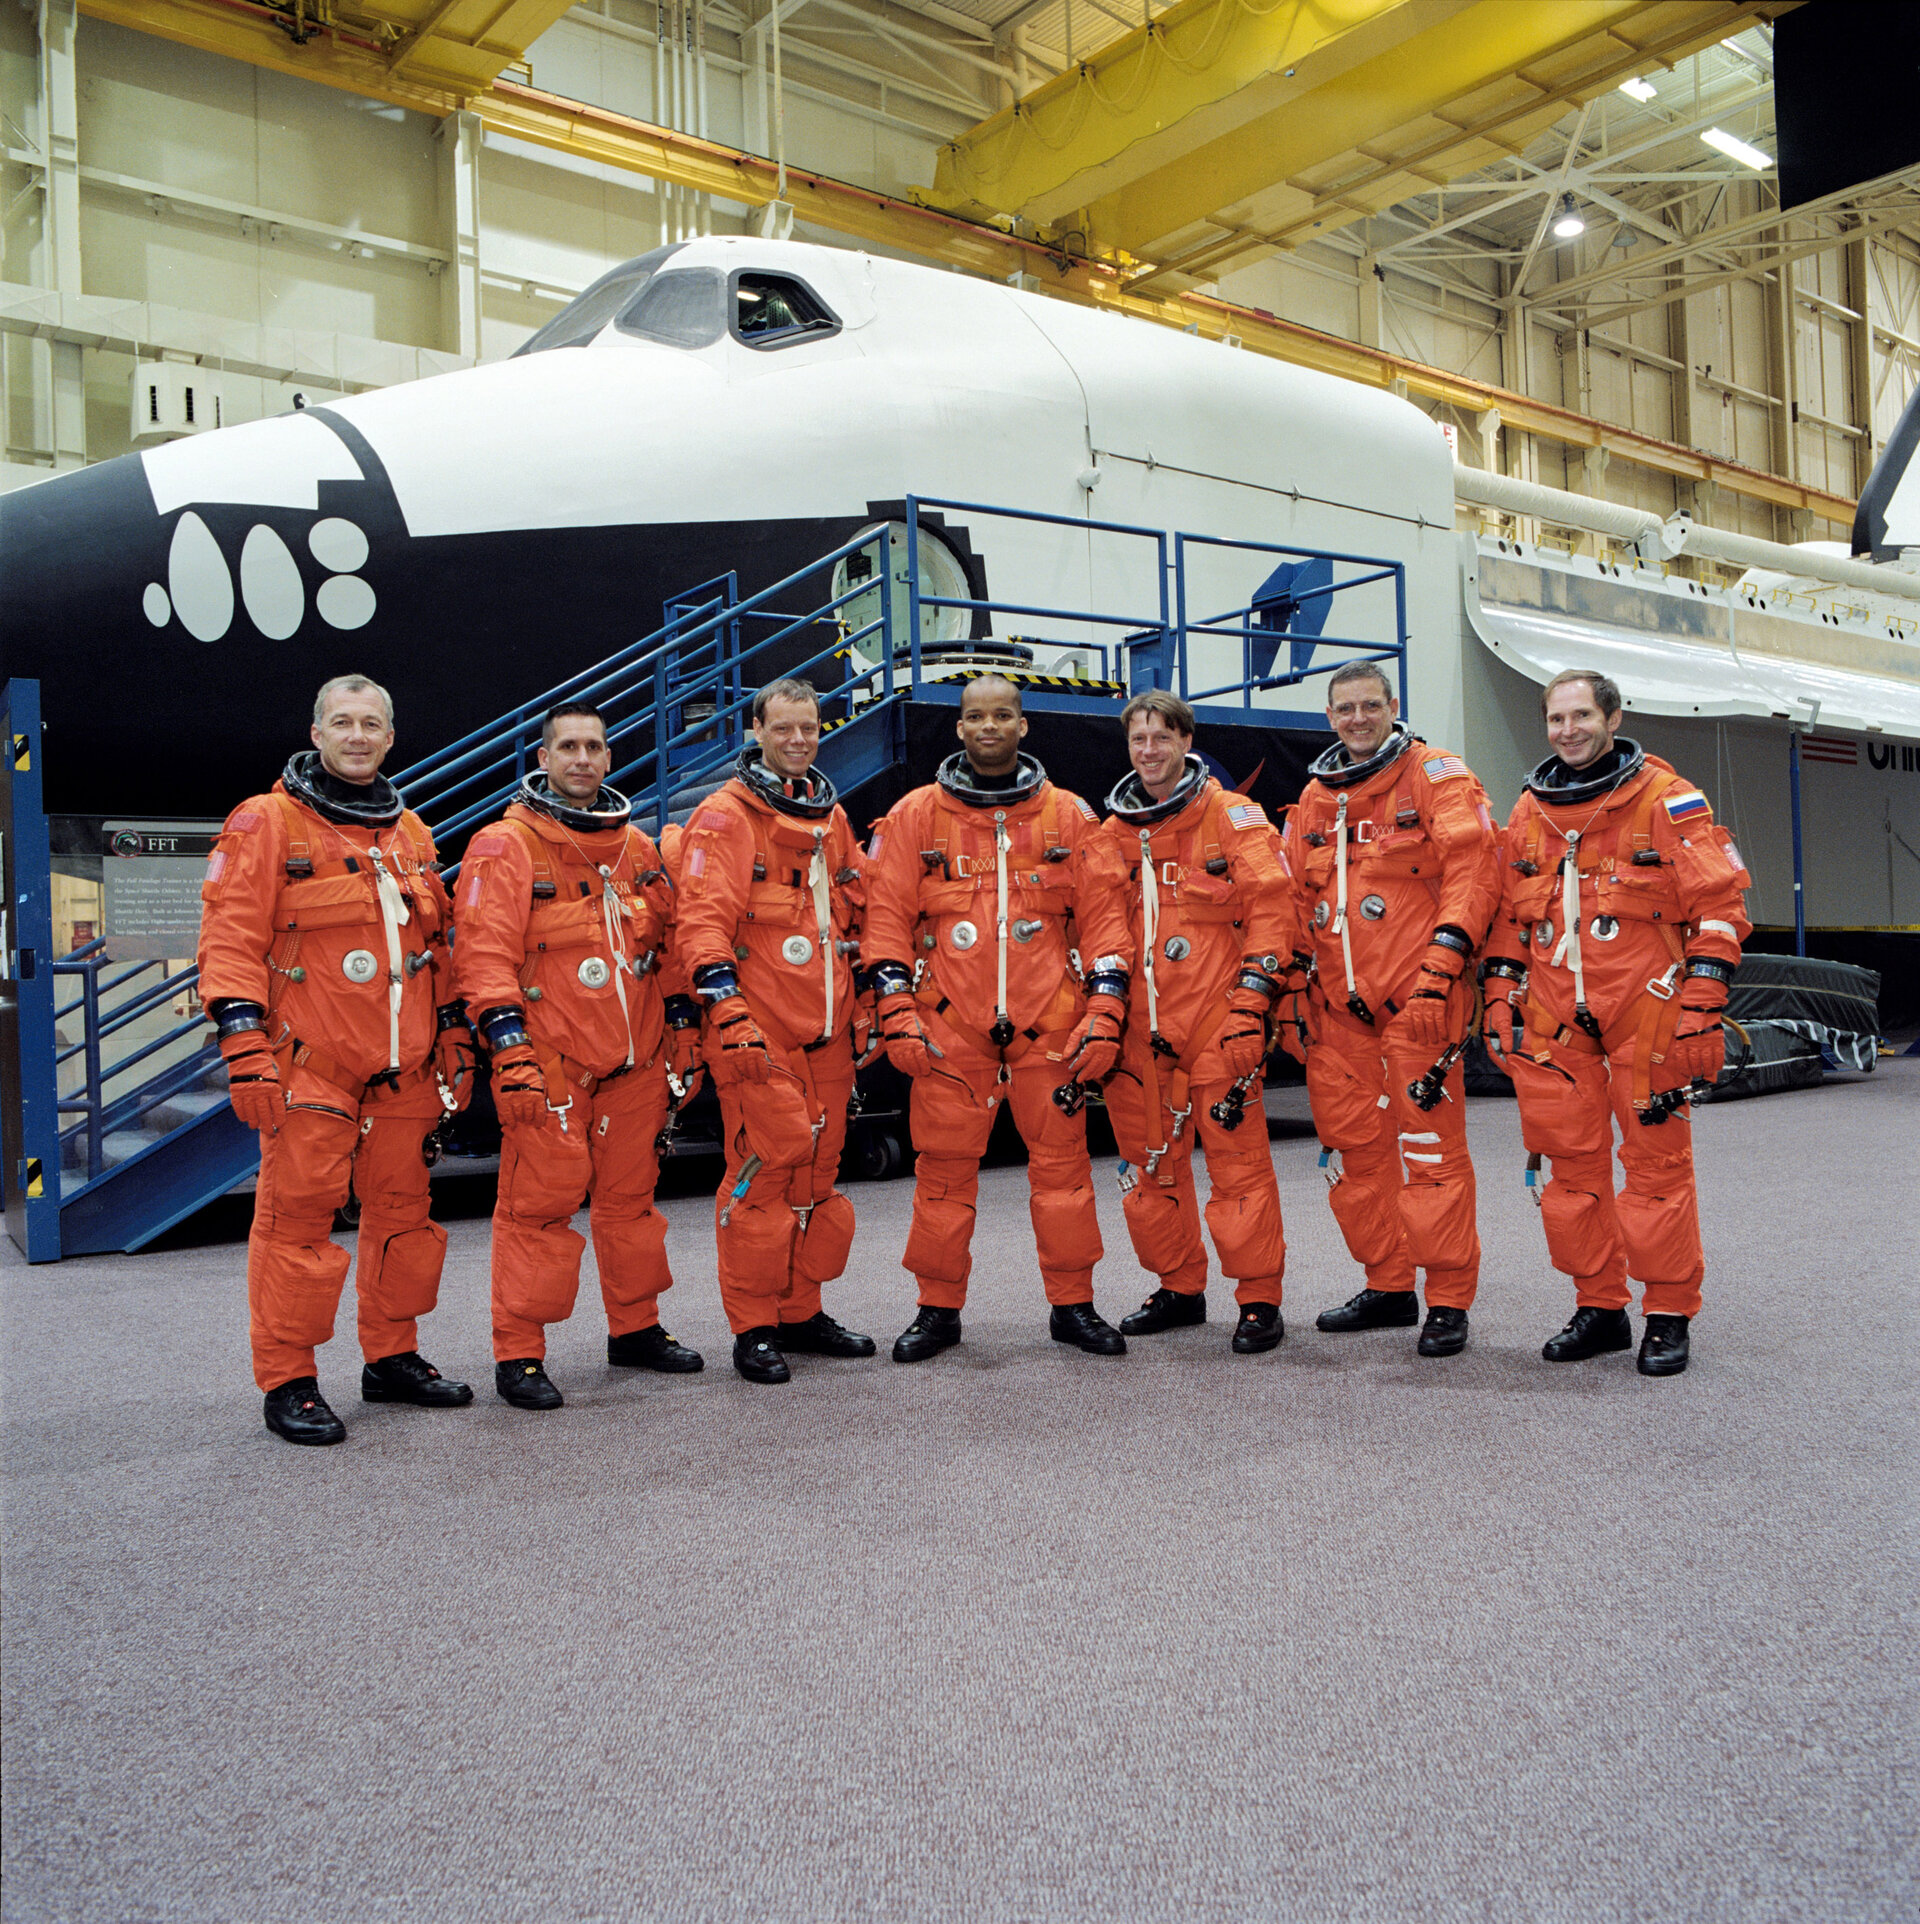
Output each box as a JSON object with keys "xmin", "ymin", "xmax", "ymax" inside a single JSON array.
[
  {"xmin": 3, "ymin": 679, "xmax": 64, "ymax": 1261},
  {"xmin": 1788, "ymin": 725, "xmax": 1807, "ymax": 957}
]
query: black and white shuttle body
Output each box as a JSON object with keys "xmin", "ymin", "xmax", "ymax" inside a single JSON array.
[{"xmin": 0, "ymin": 236, "xmax": 1456, "ymax": 819}]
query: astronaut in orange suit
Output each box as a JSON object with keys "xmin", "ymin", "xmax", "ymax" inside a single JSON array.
[
  {"xmin": 667, "ymin": 677, "xmax": 876, "ymax": 1385},
  {"xmin": 1483, "ymin": 670, "xmax": 1750, "ymax": 1378},
  {"xmin": 455, "ymin": 700, "xmax": 704, "ymax": 1410},
  {"xmin": 863, "ymin": 674, "xmax": 1136, "ymax": 1363},
  {"xmin": 1100, "ymin": 690, "xmax": 1302, "ymax": 1355},
  {"xmin": 1284, "ymin": 661, "xmax": 1500, "ymax": 1359},
  {"xmin": 199, "ymin": 674, "xmax": 474, "ymax": 1446}
]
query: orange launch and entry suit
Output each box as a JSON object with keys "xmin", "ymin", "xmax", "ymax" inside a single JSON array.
[
  {"xmin": 667, "ymin": 752, "xmax": 866, "ymax": 1336},
  {"xmin": 199, "ymin": 759, "xmax": 460, "ymax": 1393},
  {"xmin": 863, "ymin": 753, "xmax": 1134, "ymax": 1309},
  {"xmin": 1484, "ymin": 744, "xmax": 1750, "ymax": 1319},
  {"xmin": 1100, "ymin": 760, "xmax": 1300, "ymax": 1307},
  {"xmin": 1284, "ymin": 727, "xmax": 1501, "ymax": 1309},
  {"xmin": 454, "ymin": 778, "xmax": 682, "ymax": 1362}
]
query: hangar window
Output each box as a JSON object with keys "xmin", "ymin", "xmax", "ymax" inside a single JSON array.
[
  {"xmin": 616, "ymin": 267, "xmax": 728, "ymax": 349},
  {"xmin": 512, "ymin": 247, "xmax": 683, "ymax": 355},
  {"xmin": 733, "ymin": 272, "xmax": 840, "ymax": 349}
]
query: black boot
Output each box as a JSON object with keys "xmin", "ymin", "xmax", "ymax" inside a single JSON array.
[
  {"xmin": 1417, "ymin": 1306, "xmax": 1469, "ymax": 1358},
  {"xmin": 1049, "ymin": 1302, "xmax": 1127, "ymax": 1356},
  {"xmin": 495, "ymin": 1358, "xmax": 564, "ymax": 1409},
  {"xmin": 1316, "ymin": 1288, "xmax": 1419, "ymax": 1333},
  {"xmin": 892, "ymin": 1306, "xmax": 962, "ymax": 1364},
  {"xmin": 263, "ymin": 1377, "xmax": 345, "ymax": 1446},
  {"xmin": 1119, "ymin": 1287, "xmax": 1207, "ymax": 1336},
  {"xmin": 1638, "ymin": 1314, "xmax": 1691, "ymax": 1377},
  {"xmin": 1231, "ymin": 1303, "xmax": 1284, "ymax": 1354},
  {"xmin": 360, "ymin": 1351, "xmax": 474, "ymax": 1407},
  {"xmin": 607, "ymin": 1325, "xmax": 704, "ymax": 1372},
  {"xmin": 1541, "ymin": 1306, "xmax": 1632, "ymax": 1363},
  {"xmin": 777, "ymin": 1312, "xmax": 877, "ymax": 1358},
  {"xmin": 733, "ymin": 1328, "xmax": 792, "ymax": 1384}
]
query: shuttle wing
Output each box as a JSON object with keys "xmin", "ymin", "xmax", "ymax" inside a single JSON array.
[{"xmin": 1464, "ymin": 536, "xmax": 1920, "ymax": 740}]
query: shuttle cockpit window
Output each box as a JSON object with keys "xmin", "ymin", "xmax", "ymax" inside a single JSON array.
[
  {"xmin": 615, "ymin": 267, "xmax": 728, "ymax": 349},
  {"xmin": 732, "ymin": 273, "xmax": 841, "ymax": 349},
  {"xmin": 511, "ymin": 246, "xmax": 684, "ymax": 356}
]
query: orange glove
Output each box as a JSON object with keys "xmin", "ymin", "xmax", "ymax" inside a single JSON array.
[
  {"xmin": 1482, "ymin": 965, "xmax": 1525, "ymax": 1061},
  {"xmin": 1219, "ymin": 977, "xmax": 1275, "ymax": 1081},
  {"xmin": 1388, "ymin": 941, "xmax": 1465, "ymax": 1054},
  {"xmin": 878, "ymin": 991, "xmax": 937, "ymax": 1078},
  {"xmin": 1663, "ymin": 970, "xmax": 1728, "ymax": 1089},
  {"xmin": 219, "ymin": 1028, "xmax": 286, "ymax": 1135},
  {"xmin": 433, "ymin": 1004, "xmax": 477, "ymax": 1113},
  {"xmin": 663, "ymin": 995, "xmax": 704, "ymax": 1101},
  {"xmin": 707, "ymin": 996, "xmax": 774, "ymax": 1089},
  {"xmin": 490, "ymin": 1041, "xmax": 547, "ymax": 1130},
  {"xmin": 1065, "ymin": 996, "xmax": 1124, "ymax": 1085}
]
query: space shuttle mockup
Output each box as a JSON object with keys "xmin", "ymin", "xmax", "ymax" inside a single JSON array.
[{"xmin": 0, "ymin": 237, "xmax": 1455, "ymax": 819}]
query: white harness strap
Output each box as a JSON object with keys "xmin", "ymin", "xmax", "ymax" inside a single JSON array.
[
  {"xmin": 1550, "ymin": 829, "xmax": 1588, "ymax": 1020},
  {"xmin": 809, "ymin": 828, "xmax": 834, "ymax": 1041},
  {"xmin": 1137, "ymin": 827, "xmax": 1161, "ymax": 1038},
  {"xmin": 1331, "ymin": 792, "xmax": 1358, "ymax": 1002},
  {"xmin": 366, "ymin": 844, "xmax": 411, "ymax": 1075},
  {"xmin": 596, "ymin": 863, "xmax": 637, "ymax": 1070},
  {"xmin": 993, "ymin": 810, "xmax": 1011, "ymax": 1035}
]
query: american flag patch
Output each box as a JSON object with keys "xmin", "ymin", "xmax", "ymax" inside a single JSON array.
[
  {"xmin": 227, "ymin": 809, "xmax": 262, "ymax": 833},
  {"xmin": 687, "ymin": 844, "xmax": 707, "ymax": 878},
  {"xmin": 1664, "ymin": 791, "xmax": 1710, "ymax": 822},
  {"xmin": 204, "ymin": 850, "xmax": 227, "ymax": 887},
  {"xmin": 463, "ymin": 869, "xmax": 485, "ymax": 907},
  {"xmin": 1799, "ymin": 735, "xmax": 1858, "ymax": 766},
  {"xmin": 1423, "ymin": 756, "xmax": 1467, "ymax": 781},
  {"xmin": 868, "ymin": 829, "xmax": 887, "ymax": 862},
  {"xmin": 1723, "ymin": 839, "xmax": 1744, "ymax": 873},
  {"xmin": 1226, "ymin": 803, "xmax": 1266, "ymax": 830},
  {"xmin": 1075, "ymin": 796, "xmax": 1098, "ymax": 820}
]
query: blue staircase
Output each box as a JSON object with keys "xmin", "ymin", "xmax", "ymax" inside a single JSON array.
[{"xmin": 4, "ymin": 498, "xmax": 1407, "ymax": 1260}]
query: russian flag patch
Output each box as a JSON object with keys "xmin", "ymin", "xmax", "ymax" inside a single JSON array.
[{"xmin": 1664, "ymin": 791, "xmax": 1710, "ymax": 822}]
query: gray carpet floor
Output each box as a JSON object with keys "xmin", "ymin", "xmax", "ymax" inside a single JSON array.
[{"xmin": 3, "ymin": 1066, "xmax": 1915, "ymax": 1923}]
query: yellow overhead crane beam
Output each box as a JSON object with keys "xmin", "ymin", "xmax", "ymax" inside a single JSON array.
[
  {"xmin": 73, "ymin": 2, "xmax": 1851, "ymax": 527},
  {"xmin": 929, "ymin": 0, "xmax": 1799, "ymax": 281},
  {"xmin": 78, "ymin": 0, "xmax": 580, "ymax": 102}
]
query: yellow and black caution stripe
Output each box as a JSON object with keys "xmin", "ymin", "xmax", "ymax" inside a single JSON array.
[
  {"xmin": 921, "ymin": 668, "xmax": 1127, "ymax": 696},
  {"xmin": 25, "ymin": 1157, "xmax": 44, "ymax": 1199},
  {"xmin": 12, "ymin": 732, "xmax": 29, "ymax": 773}
]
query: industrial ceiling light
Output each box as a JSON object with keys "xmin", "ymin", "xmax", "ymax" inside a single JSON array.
[
  {"xmin": 1552, "ymin": 194, "xmax": 1586, "ymax": 239},
  {"xmin": 1618, "ymin": 75, "xmax": 1656, "ymax": 101},
  {"xmin": 1702, "ymin": 126, "xmax": 1772, "ymax": 170}
]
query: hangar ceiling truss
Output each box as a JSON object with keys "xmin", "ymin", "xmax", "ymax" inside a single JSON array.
[{"xmin": 924, "ymin": 0, "xmax": 1801, "ymax": 286}]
